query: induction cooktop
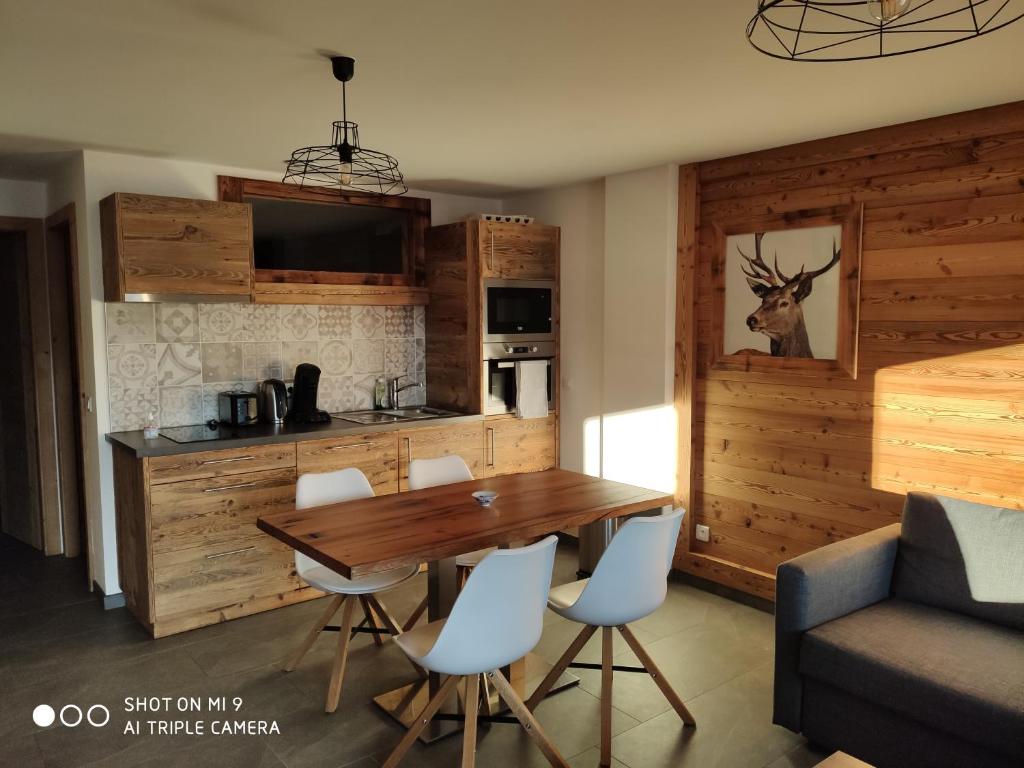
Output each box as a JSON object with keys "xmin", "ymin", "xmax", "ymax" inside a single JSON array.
[{"xmin": 159, "ymin": 424, "xmax": 247, "ymax": 444}]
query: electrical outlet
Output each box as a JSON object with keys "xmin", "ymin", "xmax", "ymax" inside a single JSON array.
[{"xmin": 695, "ymin": 524, "xmax": 710, "ymax": 542}]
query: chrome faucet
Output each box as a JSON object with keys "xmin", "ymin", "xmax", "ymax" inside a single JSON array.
[{"xmin": 387, "ymin": 375, "xmax": 423, "ymax": 408}]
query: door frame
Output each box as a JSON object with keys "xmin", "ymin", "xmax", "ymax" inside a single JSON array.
[{"xmin": 45, "ymin": 203, "xmax": 90, "ymax": 568}]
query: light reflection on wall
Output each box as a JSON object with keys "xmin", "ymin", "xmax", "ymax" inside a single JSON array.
[{"xmin": 583, "ymin": 405, "xmax": 678, "ymax": 495}]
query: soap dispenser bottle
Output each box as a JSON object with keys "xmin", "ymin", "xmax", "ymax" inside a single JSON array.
[{"xmin": 373, "ymin": 376, "xmax": 387, "ymax": 410}]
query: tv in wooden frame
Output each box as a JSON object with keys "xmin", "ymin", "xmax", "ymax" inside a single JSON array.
[{"xmin": 707, "ymin": 203, "xmax": 863, "ymax": 379}]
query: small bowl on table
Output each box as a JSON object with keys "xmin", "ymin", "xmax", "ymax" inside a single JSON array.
[{"xmin": 472, "ymin": 490, "xmax": 499, "ymax": 507}]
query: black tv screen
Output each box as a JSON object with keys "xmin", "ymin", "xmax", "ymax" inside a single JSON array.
[{"xmin": 249, "ymin": 196, "xmax": 406, "ymax": 275}]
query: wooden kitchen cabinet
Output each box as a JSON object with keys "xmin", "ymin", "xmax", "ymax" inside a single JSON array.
[
  {"xmin": 113, "ymin": 443, "xmax": 317, "ymax": 638},
  {"xmin": 398, "ymin": 421, "xmax": 485, "ymax": 489},
  {"xmin": 483, "ymin": 415, "xmax": 557, "ymax": 477},
  {"xmin": 111, "ymin": 417, "xmax": 504, "ymax": 637},
  {"xmin": 479, "ymin": 220, "xmax": 559, "ymax": 280},
  {"xmin": 100, "ymin": 192, "xmax": 253, "ymax": 301},
  {"xmin": 297, "ymin": 432, "xmax": 400, "ymax": 495}
]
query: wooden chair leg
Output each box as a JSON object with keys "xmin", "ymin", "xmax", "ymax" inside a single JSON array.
[
  {"xmin": 456, "ymin": 565, "xmax": 470, "ymax": 591},
  {"xmin": 617, "ymin": 624, "xmax": 696, "ymax": 727},
  {"xmin": 283, "ymin": 594, "xmax": 344, "ymax": 672},
  {"xmin": 367, "ymin": 595, "xmax": 428, "ymax": 679},
  {"xmin": 381, "ymin": 674, "xmax": 461, "ymax": 768},
  {"xmin": 600, "ymin": 626, "xmax": 613, "ymax": 767},
  {"xmin": 359, "ymin": 596, "xmax": 384, "ymax": 647},
  {"xmin": 479, "ymin": 673, "xmax": 493, "ymax": 717},
  {"xmin": 489, "ymin": 669, "xmax": 569, "ymax": 768},
  {"xmin": 325, "ymin": 596, "xmax": 357, "ymax": 713},
  {"xmin": 403, "ymin": 594, "xmax": 428, "ymax": 632},
  {"xmin": 461, "ymin": 673, "xmax": 480, "ymax": 768},
  {"xmin": 525, "ymin": 624, "xmax": 597, "ymax": 710}
]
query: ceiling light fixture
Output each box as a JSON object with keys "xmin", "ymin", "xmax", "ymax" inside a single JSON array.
[
  {"xmin": 284, "ymin": 56, "xmax": 407, "ymax": 195},
  {"xmin": 747, "ymin": 1, "xmax": 1024, "ymax": 61}
]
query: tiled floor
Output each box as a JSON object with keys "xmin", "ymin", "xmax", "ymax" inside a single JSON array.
[{"xmin": 0, "ymin": 534, "xmax": 826, "ymax": 768}]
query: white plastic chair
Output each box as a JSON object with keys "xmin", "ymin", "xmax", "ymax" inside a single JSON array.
[
  {"xmin": 284, "ymin": 467, "xmax": 419, "ymax": 713},
  {"xmin": 382, "ymin": 536, "xmax": 569, "ymax": 768},
  {"xmin": 526, "ymin": 508, "xmax": 695, "ymax": 766},
  {"xmin": 401, "ymin": 455, "xmax": 495, "ymax": 630}
]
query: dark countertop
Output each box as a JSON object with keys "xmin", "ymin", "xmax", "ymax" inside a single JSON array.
[{"xmin": 106, "ymin": 412, "xmax": 484, "ymax": 458}]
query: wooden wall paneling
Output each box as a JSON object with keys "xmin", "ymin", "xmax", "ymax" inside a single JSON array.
[
  {"xmin": 701, "ymin": 153, "xmax": 1024, "ymax": 222},
  {"xmin": 677, "ymin": 102, "xmax": 1024, "ymax": 599},
  {"xmin": 673, "ymin": 165, "xmax": 700, "ymax": 568},
  {"xmin": 699, "ymin": 100, "xmax": 1024, "ymax": 183}
]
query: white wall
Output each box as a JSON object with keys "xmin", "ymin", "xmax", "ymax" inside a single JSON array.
[
  {"xmin": 600, "ymin": 165, "xmax": 678, "ymax": 493},
  {"xmin": 504, "ymin": 180, "xmax": 605, "ymax": 475},
  {"xmin": 77, "ymin": 150, "xmax": 502, "ymax": 595},
  {"xmin": 505, "ymin": 164, "xmax": 678, "ymax": 494},
  {"xmin": 0, "ymin": 177, "xmax": 48, "ymax": 218}
]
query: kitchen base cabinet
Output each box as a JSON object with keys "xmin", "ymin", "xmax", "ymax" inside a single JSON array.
[
  {"xmin": 109, "ymin": 415, "xmax": 550, "ymax": 637},
  {"xmin": 112, "ymin": 442, "xmax": 319, "ymax": 638},
  {"xmin": 297, "ymin": 432, "xmax": 400, "ymax": 495},
  {"xmin": 398, "ymin": 422, "xmax": 485, "ymax": 489},
  {"xmin": 483, "ymin": 415, "xmax": 557, "ymax": 477}
]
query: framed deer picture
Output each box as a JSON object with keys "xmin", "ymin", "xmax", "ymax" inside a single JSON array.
[{"xmin": 709, "ymin": 204, "xmax": 862, "ymax": 379}]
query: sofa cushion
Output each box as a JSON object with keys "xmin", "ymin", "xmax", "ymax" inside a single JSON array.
[
  {"xmin": 893, "ymin": 492, "xmax": 1024, "ymax": 630},
  {"xmin": 800, "ymin": 599, "xmax": 1024, "ymax": 761}
]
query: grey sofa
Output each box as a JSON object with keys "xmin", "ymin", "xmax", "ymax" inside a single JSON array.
[{"xmin": 773, "ymin": 492, "xmax": 1024, "ymax": 768}]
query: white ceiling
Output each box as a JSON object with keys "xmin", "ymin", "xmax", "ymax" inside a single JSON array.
[{"xmin": 2, "ymin": 0, "xmax": 1024, "ymax": 196}]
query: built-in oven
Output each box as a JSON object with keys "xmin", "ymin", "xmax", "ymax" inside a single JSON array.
[
  {"xmin": 483, "ymin": 279, "xmax": 554, "ymax": 343},
  {"xmin": 483, "ymin": 341, "xmax": 555, "ymax": 416}
]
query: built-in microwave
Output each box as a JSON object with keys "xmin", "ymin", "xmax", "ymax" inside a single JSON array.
[
  {"xmin": 483, "ymin": 341, "xmax": 555, "ymax": 415},
  {"xmin": 483, "ymin": 279, "xmax": 554, "ymax": 343}
]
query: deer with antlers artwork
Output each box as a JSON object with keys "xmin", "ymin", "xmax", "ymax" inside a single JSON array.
[{"xmin": 737, "ymin": 231, "xmax": 841, "ymax": 358}]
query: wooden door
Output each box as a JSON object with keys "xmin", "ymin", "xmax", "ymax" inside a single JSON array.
[
  {"xmin": 296, "ymin": 432, "xmax": 400, "ymax": 495},
  {"xmin": 479, "ymin": 221, "xmax": 558, "ymax": 280},
  {"xmin": 398, "ymin": 422, "xmax": 485, "ymax": 489},
  {"xmin": 101, "ymin": 193, "xmax": 253, "ymax": 300},
  {"xmin": 483, "ymin": 416, "xmax": 557, "ymax": 478}
]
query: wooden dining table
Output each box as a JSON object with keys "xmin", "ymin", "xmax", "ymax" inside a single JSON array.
[{"xmin": 257, "ymin": 467, "xmax": 673, "ymax": 742}]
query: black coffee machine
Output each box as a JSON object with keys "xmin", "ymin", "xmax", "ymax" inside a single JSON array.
[{"xmin": 288, "ymin": 363, "xmax": 331, "ymax": 424}]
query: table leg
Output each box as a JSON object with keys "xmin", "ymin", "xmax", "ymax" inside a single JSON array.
[{"xmin": 374, "ymin": 555, "xmax": 463, "ymax": 742}]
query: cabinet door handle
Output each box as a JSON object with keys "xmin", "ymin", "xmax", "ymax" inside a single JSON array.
[
  {"xmin": 404, "ymin": 437, "xmax": 412, "ymax": 466},
  {"xmin": 328, "ymin": 442, "xmax": 373, "ymax": 450},
  {"xmin": 200, "ymin": 455, "xmax": 256, "ymax": 466},
  {"xmin": 203, "ymin": 481, "xmax": 258, "ymax": 493},
  {"xmin": 489, "ymin": 228, "xmax": 494, "ymax": 272},
  {"xmin": 206, "ymin": 545, "xmax": 256, "ymax": 560},
  {"xmin": 487, "ymin": 428, "xmax": 495, "ymax": 467}
]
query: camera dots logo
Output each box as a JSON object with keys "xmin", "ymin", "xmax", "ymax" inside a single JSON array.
[{"xmin": 33, "ymin": 703, "xmax": 110, "ymax": 728}]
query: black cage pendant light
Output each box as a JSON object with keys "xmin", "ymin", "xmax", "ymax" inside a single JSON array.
[
  {"xmin": 284, "ymin": 56, "xmax": 407, "ymax": 195},
  {"xmin": 747, "ymin": 1, "xmax": 1024, "ymax": 61}
]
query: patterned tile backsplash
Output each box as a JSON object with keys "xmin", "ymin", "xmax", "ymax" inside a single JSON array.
[{"xmin": 105, "ymin": 303, "xmax": 426, "ymax": 431}]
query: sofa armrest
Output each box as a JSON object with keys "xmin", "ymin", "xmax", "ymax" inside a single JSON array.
[{"xmin": 772, "ymin": 523, "xmax": 900, "ymax": 731}]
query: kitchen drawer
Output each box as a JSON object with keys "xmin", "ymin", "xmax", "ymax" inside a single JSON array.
[
  {"xmin": 150, "ymin": 467, "xmax": 296, "ymax": 555},
  {"xmin": 153, "ymin": 534, "xmax": 301, "ymax": 620},
  {"xmin": 297, "ymin": 432, "xmax": 399, "ymax": 495},
  {"xmin": 148, "ymin": 443, "xmax": 295, "ymax": 485}
]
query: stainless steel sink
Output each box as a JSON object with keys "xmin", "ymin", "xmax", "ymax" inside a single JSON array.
[
  {"xmin": 381, "ymin": 407, "xmax": 458, "ymax": 419},
  {"xmin": 332, "ymin": 407, "xmax": 461, "ymax": 425}
]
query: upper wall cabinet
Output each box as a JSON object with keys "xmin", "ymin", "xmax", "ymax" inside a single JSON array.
[
  {"xmin": 219, "ymin": 176, "xmax": 431, "ymax": 306},
  {"xmin": 101, "ymin": 193, "xmax": 253, "ymax": 302},
  {"xmin": 479, "ymin": 220, "xmax": 559, "ymax": 280}
]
